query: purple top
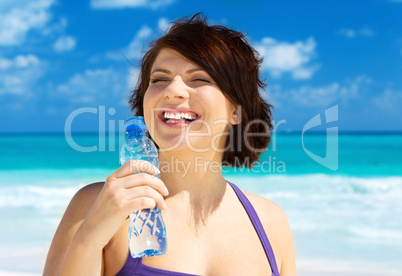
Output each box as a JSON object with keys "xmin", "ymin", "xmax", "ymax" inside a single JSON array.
[{"xmin": 115, "ymin": 181, "xmax": 280, "ymax": 276}]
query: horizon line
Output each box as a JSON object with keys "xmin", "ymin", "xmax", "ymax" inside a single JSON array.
[{"xmin": 1, "ymin": 130, "xmax": 402, "ymax": 136}]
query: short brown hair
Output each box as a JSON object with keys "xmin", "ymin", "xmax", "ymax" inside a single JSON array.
[{"xmin": 129, "ymin": 14, "xmax": 273, "ymax": 168}]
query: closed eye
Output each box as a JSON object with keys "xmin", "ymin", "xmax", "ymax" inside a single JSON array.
[
  {"xmin": 150, "ymin": 78, "xmax": 169, "ymax": 84},
  {"xmin": 192, "ymin": 78, "xmax": 211, "ymax": 83}
]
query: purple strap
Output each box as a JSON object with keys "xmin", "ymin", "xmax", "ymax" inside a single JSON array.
[
  {"xmin": 116, "ymin": 181, "xmax": 280, "ymax": 276},
  {"xmin": 228, "ymin": 181, "xmax": 281, "ymax": 276}
]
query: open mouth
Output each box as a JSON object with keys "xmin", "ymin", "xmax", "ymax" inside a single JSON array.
[{"xmin": 159, "ymin": 110, "xmax": 200, "ymax": 126}]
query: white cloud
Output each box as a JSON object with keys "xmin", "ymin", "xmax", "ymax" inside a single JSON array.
[
  {"xmin": 337, "ymin": 27, "xmax": 375, "ymax": 38},
  {"xmin": 158, "ymin": 17, "xmax": 171, "ymax": 33},
  {"xmin": 0, "ymin": 55, "xmax": 43, "ymax": 95},
  {"xmin": 372, "ymin": 89, "xmax": 402, "ymax": 111},
  {"xmin": 104, "ymin": 17, "xmax": 173, "ymax": 62},
  {"xmin": 106, "ymin": 25, "xmax": 153, "ymax": 61},
  {"xmin": 339, "ymin": 75, "xmax": 373, "ymax": 99},
  {"xmin": 127, "ymin": 67, "xmax": 140, "ymax": 90},
  {"xmin": 53, "ymin": 35, "xmax": 77, "ymax": 52},
  {"xmin": 255, "ymin": 37, "xmax": 319, "ymax": 79},
  {"xmin": 269, "ymin": 75, "xmax": 373, "ymax": 108},
  {"xmin": 0, "ymin": 0, "xmax": 55, "ymax": 46},
  {"xmin": 91, "ymin": 0, "xmax": 175, "ymax": 10},
  {"xmin": 0, "ymin": 55, "xmax": 40, "ymax": 70},
  {"xmin": 42, "ymin": 17, "xmax": 68, "ymax": 36},
  {"xmin": 289, "ymin": 83, "xmax": 340, "ymax": 107},
  {"xmin": 56, "ymin": 68, "xmax": 126, "ymax": 104},
  {"xmin": 127, "ymin": 25, "xmax": 153, "ymax": 58}
]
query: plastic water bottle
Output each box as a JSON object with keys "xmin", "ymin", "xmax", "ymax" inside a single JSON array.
[{"xmin": 120, "ymin": 116, "xmax": 167, "ymax": 258}]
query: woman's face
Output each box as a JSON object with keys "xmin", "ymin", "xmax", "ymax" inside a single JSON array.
[{"xmin": 143, "ymin": 48, "xmax": 237, "ymax": 155}]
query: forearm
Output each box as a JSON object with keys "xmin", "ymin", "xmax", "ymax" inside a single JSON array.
[{"xmin": 56, "ymin": 223, "xmax": 104, "ymax": 276}]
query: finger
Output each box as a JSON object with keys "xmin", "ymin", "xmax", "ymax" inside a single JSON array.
[
  {"xmin": 120, "ymin": 173, "xmax": 169, "ymax": 196},
  {"xmin": 127, "ymin": 197, "xmax": 158, "ymax": 211},
  {"xmin": 114, "ymin": 159, "xmax": 160, "ymax": 178},
  {"xmin": 125, "ymin": 186, "xmax": 167, "ymax": 210}
]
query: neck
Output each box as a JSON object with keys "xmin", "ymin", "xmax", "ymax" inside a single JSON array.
[
  {"xmin": 158, "ymin": 150, "xmax": 229, "ymax": 228},
  {"xmin": 159, "ymin": 149, "xmax": 226, "ymax": 188}
]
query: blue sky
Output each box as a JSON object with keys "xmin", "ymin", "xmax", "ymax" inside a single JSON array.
[{"xmin": 1, "ymin": 0, "xmax": 402, "ymax": 133}]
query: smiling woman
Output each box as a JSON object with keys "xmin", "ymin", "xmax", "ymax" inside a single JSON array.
[
  {"xmin": 132, "ymin": 16, "xmax": 274, "ymax": 168},
  {"xmin": 143, "ymin": 48, "xmax": 237, "ymax": 154},
  {"xmin": 43, "ymin": 14, "xmax": 296, "ymax": 276}
]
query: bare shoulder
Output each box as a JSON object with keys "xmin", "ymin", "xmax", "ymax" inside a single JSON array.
[
  {"xmin": 51, "ymin": 181, "xmax": 105, "ymax": 237},
  {"xmin": 242, "ymin": 190, "xmax": 296, "ymax": 275},
  {"xmin": 242, "ymin": 190, "xmax": 287, "ymax": 227},
  {"xmin": 51, "ymin": 182, "xmax": 105, "ymax": 231},
  {"xmin": 60, "ymin": 182, "xmax": 105, "ymax": 221},
  {"xmin": 43, "ymin": 182, "xmax": 105, "ymax": 275},
  {"xmin": 69, "ymin": 182, "xmax": 104, "ymax": 210}
]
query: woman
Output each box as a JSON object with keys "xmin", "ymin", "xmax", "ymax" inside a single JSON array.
[{"xmin": 44, "ymin": 14, "xmax": 296, "ymax": 276}]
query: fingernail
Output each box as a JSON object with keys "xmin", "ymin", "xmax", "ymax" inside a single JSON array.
[
  {"xmin": 155, "ymin": 167, "xmax": 160, "ymax": 174},
  {"xmin": 165, "ymin": 187, "xmax": 169, "ymax": 195},
  {"xmin": 162, "ymin": 201, "xmax": 168, "ymax": 210}
]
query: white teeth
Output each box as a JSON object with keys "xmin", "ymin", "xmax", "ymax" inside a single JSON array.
[{"xmin": 164, "ymin": 111, "xmax": 197, "ymax": 120}]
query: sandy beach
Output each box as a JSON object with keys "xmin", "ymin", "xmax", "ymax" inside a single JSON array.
[
  {"xmin": 1, "ymin": 254, "xmax": 401, "ymax": 276},
  {"xmin": 0, "ymin": 272, "xmax": 41, "ymax": 276},
  {"xmin": 2, "ymin": 265, "xmax": 401, "ymax": 276},
  {"xmin": 297, "ymin": 260, "xmax": 402, "ymax": 276}
]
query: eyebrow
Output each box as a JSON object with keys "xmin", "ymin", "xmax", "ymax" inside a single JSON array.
[{"xmin": 150, "ymin": 67, "xmax": 205, "ymax": 74}]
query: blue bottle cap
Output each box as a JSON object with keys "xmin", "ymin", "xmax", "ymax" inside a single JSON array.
[
  {"xmin": 126, "ymin": 124, "xmax": 147, "ymax": 131},
  {"xmin": 125, "ymin": 116, "xmax": 147, "ymax": 132}
]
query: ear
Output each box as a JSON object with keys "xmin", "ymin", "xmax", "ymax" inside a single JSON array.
[{"xmin": 230, "ymin": 105, "xmax": 241, "ymax": 125}]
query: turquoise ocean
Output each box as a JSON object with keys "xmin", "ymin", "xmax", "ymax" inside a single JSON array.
[{"xmin": 0, "ymin": 132, "xmax": 401, "ymax": 275}]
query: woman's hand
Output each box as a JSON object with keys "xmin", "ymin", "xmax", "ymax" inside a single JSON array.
[
  {"xmin": 43, "ymin": 159, "xmax": 168, "ymax": 276},
  {"xmin": 81, "ymin": 159, "xmax": 169, "ymax": 249}
]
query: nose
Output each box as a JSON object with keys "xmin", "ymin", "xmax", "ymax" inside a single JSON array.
[{"xmin": 163, "ymin": 76, "xmax": 190, "ymax": 100}]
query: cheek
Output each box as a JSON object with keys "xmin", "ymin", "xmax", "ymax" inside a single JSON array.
[
  {"xmin": 143, "ymin": 90, "xmax": 162, "ymax": 139},
  {"xmin": 143, "ymin": 92, "xmax": 150, "ymax": 111},
  {"xmin": 143, "ymin": 87, "xmax": 161, "ymax": 108},
  {"xmin": 205, "ymin": 94, "xmax": 235, "ymax": 120},
  {"xmin": 143, "ymin": 92, "xmax": 154, "ymax": 125}
]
